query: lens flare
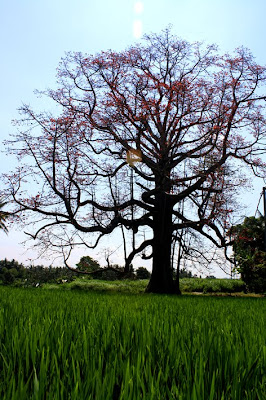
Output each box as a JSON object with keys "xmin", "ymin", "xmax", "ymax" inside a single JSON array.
[
  {"xmin": 134, "ymin": 1, "xmax": 144, "ymax": 14},
  {"xmin": 133, "ymin": 20, "xmax": 142, "ymax": 39},
  {"xmin": 133, "ymin": 1, "xmax": 144, "ymax": 38}
]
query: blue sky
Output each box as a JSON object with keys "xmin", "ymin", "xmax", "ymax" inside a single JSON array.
[{"xmin": 0, "ymin": 0, "xmax": 266, "ymax": 274}]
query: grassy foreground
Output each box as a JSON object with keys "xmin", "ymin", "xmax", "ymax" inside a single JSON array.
[{"xmin": 0, "ymin": 286, "xmax": 265, "ymax": 399}]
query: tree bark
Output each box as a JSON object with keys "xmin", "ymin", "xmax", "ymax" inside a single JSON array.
[{"xmin": 146, "ymin": 192, "xmax": 180, "ymax": 294}]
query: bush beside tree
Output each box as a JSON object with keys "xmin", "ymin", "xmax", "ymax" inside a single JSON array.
[
  {"xmin": 76, "ymin": 256, "xmax": 100, "ymax": 273},
  {"xmin": 230, "ymin": 216, "xmax": 266, "ymax": 293},
  {"xmin": 136, "ymin": 267, "xmax": 151, "ymax": 280}
]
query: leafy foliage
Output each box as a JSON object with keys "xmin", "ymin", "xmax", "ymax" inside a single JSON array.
[
  {"xmin": 76, "ymin": 255, "xmax": 100, "ymax": 272},
  {"xmin": 230, "ymin": 216, "xmax": 266, "ymax": 293},
  {"xmin": 135, "ymin": 266, "xmax": 151, "ymax": 279},
  {"xmin": 0, "ymin": 259, "xmax": 25, "ymax": 284},
  {"xmin": 0, "ymin": 259, "xmax": 75, "ymax": 286}
]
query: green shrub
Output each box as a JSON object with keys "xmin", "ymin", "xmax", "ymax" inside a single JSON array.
[
  {"xmin": 230, "ymin": 216, "xmax": 266, "ymax": 293},
  {"xmin": 135, "ymin": 267, "xmax": 151, "ymax": 279},
  {"xmin": 1, "ymin": 267, "xmax": 18, "ymax": 284},
  {"xmin": 76, "ymin": 255, "xmax": 100, "ymax": 272}
]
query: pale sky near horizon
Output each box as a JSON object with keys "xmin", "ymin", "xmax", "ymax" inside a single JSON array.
[{"xmin": 0, "ymin": 0, "xmax": 266, "ymax": 276}]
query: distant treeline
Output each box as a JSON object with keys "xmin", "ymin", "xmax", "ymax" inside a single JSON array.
[
  {"xmin": 0, "ymin": 258, "xmax": 201, "ymax": 286},
  {"xmin": 0, "ymin": 259, "xmax": 76, "ymax": 285}
]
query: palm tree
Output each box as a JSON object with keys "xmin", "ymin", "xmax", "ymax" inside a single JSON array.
[{"xmin": 0, "ymin": 201, "xmax": 8, "ymax": 233}]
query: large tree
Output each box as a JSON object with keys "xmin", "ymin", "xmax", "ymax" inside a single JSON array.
[{"xmin": 4, "ymin": 29, "xmax": 266, "ymax": 293}]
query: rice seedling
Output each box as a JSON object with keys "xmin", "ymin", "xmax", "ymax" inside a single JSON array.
[{"xmin": 0, "ymin": 286, "xmax": 264, "ymax": 399}]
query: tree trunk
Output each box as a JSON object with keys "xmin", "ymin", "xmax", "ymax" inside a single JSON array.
[{"xmin": 146, "ymin": 192, "xmax": 180, "ymax": 294}]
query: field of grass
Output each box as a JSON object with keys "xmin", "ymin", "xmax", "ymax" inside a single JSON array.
[
  {"xmin": 0, "ymin": 286, "xmax": 265, "ymax": 399},
  {"xmin": 41, "ymin": 277, "xmax": 247, "ymax": 295}
]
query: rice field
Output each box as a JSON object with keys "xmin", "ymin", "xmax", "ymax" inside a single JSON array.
[{"xmin": 0, "ymin": 286, "xmax": 265, "ymax": 399}]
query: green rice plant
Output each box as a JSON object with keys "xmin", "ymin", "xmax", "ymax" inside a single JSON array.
[
  {"xmin": 43, "ymin": 277, "xmax": 246, "ymax": 295},
  {"xmin": 66, "ymin": 278, "xmax": 148, "ymax": 294},
  {"xmin": 180, "ymin": 278, "xmax": 246, "ymax": 293},
  {"xmin": 0, "ymin": 287, "xmax": 264, "ymax": 399}
]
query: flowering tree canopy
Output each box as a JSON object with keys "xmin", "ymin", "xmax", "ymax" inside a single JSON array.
[{"xmin": 4, "ymin": 29, "xmax": 266, "ymax": 293}]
